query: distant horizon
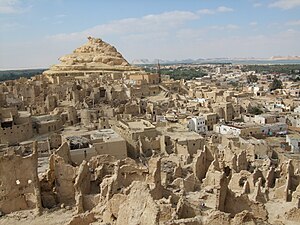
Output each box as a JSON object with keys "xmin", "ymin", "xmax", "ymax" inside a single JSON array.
[
  {"xmin": 1, "ymin": 57, "xmax": 300, "ymax": 71},
  {"xmin": 1, "ymin": 46, "xmax": 300, "ymax": 70},
  {"xmin": 1, "ymin": 0, "xmax": 300, "ymax": 69}
]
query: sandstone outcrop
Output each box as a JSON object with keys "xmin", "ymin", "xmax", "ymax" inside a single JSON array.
[{"xmin": 43, "ymin": 37, "xmax": 141, "ymax": 77}]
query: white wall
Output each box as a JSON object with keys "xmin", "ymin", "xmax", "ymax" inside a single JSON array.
[
  {"xmin": 188, "ymin": 117, "xmax": 207, "ymax": 133},
  {"xmin": 286, "ymin": 135, "xmax": 300, "ymax": 153}
]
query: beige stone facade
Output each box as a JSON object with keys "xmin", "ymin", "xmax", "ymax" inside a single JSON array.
[{"xmin": 0, "ymin": 108, "xmax": 33, "ymax": 145}]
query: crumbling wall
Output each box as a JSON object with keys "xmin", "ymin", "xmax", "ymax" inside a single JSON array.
[
  {"xmin": 224, "ymin": 190, "xmax": 268, "ymax": 220},
  {"xmin": 119, "ymin": 164, "xmax": 148, "ymax": 188},
  {"xmin": 193, "ymin": 148, "xmax": 212, "ymax": 182},
  {"xmin": 116, "ymin": 181, "xmax": 160, "ymax": 225},
  {"xmin": 0, "ymin": 145, "xmax": 42, "ymax": 214},
  {"xmin": 74, "ymin": 160, "xmax": 90, "ymax": 213},
  {"xmin": 102, "ymin": 193, "xmax": 127, "ymax": 223},
  {"xmin": 147, "ymin": 156, "xmax": 164, "ymax": 200},
  {"xmin": 228, "ymin": 170, "xmax": 252, "ymax": 193},
  {"xmin": 51, "ymin": 155, "xmax": 77, "ymax": 205},
  {"xmin": 55, "ymin": 142, "xmax": 73, "ymax": 165}
]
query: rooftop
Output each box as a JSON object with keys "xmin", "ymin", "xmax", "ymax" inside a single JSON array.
[
  {"xmin": 90, "ymin": 129, "xmax": 124, "ymax": 142},
  {"xmin": 226, "ymin": 122, "xmax": 261, "ymax": 129},
  {"xmin": 61, "ymin": 126, "xmax": 124, "ymax": 143},
  {"xmin": 120, "ymin": 119, "xmax": 156, "ymax": 131}
]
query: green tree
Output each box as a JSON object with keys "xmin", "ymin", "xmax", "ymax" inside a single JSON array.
[
  {"xmin": 246, "ymin": 74, "xmax": 258, "ymax": 83},
  {"xmin": 248, "ymin": 106, "xmax": 263, "ymax": 115},
  {"xmin": 269, "ymin": 78, "xmax": 283, "ymax": 91}
]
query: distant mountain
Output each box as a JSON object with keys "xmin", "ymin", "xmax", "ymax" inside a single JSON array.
[
  {"xmin": 132, "ymin": 58, "xmax": 238, "ymax": 65},
  {"xmin": 132, "ymin": 59, "xmax": 196, "ymax": 65},
  {"xmin": 131, "ymin": 57, "xmax": 300, "ymax": 65},
  {"xmin": 131, "ymin": 59, "xmax": 189, "ymax": 64},
  {"xmin": 270, "ymin": 56, "xmax": 300, "ymax": 60},
  {"xmin": 131, "ymin": 59, "xmax": 153, "ymax": 64}
]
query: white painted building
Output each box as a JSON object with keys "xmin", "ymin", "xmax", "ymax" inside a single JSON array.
[
  {"xmin": 191, "ymin": 98, "xmax": 207, "ymax": 104},
  {"xmin": 214, "ymin": 124, "xmax": 242, "ymax": 136},
  {"xmin": 214, "ymin": 122, "xmax": 288, "ymax": 137},
  {"xmin": 286, "ymin": 134, "xmax": 300, "ymax": 153},
  {"xmin": 214, "ymin": 123, "xmax": 263, "ymax": 137},
  {"xmin": 188, "ymin": 117, "xmax": 207, "ymax": 133}
]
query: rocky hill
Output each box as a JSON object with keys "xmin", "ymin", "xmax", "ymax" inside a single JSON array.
[{"xmin": 44, "ymin": 37, "xmax": 141, "ymax": 75}]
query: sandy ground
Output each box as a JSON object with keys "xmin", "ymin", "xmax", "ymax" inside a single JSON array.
[
  {"xmin": 265, "ymin": 200, "xmax": 300, "ymax": 225},
  {"xmin": 0, "ymin": 208, "xmax": 75, "ymax": 225},
  {"xmin": 1, "ymin": 194, "xmax": 299, "ymax": 225}
]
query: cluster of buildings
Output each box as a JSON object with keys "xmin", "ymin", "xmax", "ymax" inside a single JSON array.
[{"xmin": 1, "ymin": 37, "xmax": 300, "ymax": 225}]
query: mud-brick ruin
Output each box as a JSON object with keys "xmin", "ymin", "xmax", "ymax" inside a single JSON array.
[{"xmin": 1, "ymin": 37, "xmax": 300, "ymax": 225}]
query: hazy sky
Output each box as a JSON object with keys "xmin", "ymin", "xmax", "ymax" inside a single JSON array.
[{"xmin": 1, "ymin": 0, "xmax": 300, "ymax": 69}]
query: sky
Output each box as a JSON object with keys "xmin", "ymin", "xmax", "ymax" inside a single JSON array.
[{"xmin": 0, "ymin": 0, "xmax": 300, "ymax": 69}]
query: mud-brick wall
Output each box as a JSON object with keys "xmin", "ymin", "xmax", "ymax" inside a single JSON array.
[
  {"xmin": 0, "ymin": 122, "xmax": 33, "ymax": 145},
  {"xmin": 0, "ymin": 152, "xmax": 41, "ymax": 214}
]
